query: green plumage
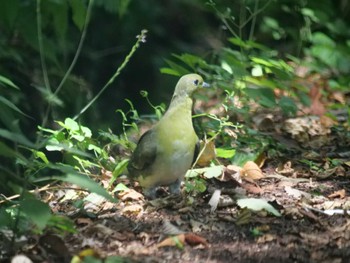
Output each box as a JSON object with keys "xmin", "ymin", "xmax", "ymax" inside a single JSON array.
[{"xmin": 127, "ymin": 74, "xmax": 208, "ymax": 198}]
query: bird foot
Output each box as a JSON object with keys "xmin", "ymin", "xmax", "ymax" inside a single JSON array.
[{"xmin": 168, "ymin": 179, "xmax": 182, "ymax": 196}]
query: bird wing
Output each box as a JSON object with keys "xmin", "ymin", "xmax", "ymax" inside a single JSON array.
[{"xmin": 128, "ymin": 129, "xmax": 157, "ymax": 177}]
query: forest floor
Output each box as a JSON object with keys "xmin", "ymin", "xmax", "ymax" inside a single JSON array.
[
  {"xmin": 4, "ymin": 76, "xmax": 350, "ymax": 263},
  {"xmin": 10, "ymin": 118, "xmax": 350, "ymax": 263}
]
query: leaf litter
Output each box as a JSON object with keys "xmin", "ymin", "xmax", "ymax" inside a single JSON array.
[{"xmin": 5, "ymin": 73, "xmax": 350, "ymax": 263}]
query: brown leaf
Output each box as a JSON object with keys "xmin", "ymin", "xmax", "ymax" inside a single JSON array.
[
  {"xmin": 122, "ymin": 204, "xmax": 143, "ymax": 215},
  {"xmin": 196, "ymin": 140, "xmax": 216, "ymax": 167},
  {"xmin": 328, "ymin": 189, "xmax": 346, "ymax": 199},
  {"xmin": 257, "ymin": 234, "xmax": 276, "ymax": 243},
  {"xmin": 184, "ymin": 233, "xmax": 209, "ymax": 248},
  {"xmin": 241, "ymin": 161, "xmax": 264, "ymax": 180},
  {"xmin": 118, "ymin": 189, "xmax": 144, "ymax": 201},
  {"xmin": 242, "ymin": 182, "xmax": 263, "ymax": 194},
  {"xmin": 157, "ymin": 234, "xmax": 186, "ymax": 248}
]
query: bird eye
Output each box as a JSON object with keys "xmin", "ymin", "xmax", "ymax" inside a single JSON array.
[{"xmin": 193, "ymin": 79, "xmax": 199, "ymax": 86}]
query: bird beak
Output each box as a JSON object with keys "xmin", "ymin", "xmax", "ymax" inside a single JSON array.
[{"xmin": 202, "ymin": 82, "xmax": 210, "ymax": 88}]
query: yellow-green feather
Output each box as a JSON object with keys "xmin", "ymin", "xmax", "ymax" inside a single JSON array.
[{"xmin": 127, "ymin": 74, "xmax": 206, "ymax": 195}]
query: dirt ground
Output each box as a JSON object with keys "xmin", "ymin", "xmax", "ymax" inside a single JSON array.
[{"xmin": 13, "ymin": 165, "xmax": 349, "ymax": 263}]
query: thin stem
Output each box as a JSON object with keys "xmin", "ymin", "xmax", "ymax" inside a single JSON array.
[
  {"xmin": 54, "ymin": 0, "xmax": 94, "ymax": 97},
  {"xmin": 72, "ymin": 29, "xmax": 148, "ymax": 121},
  {"xmin": 248, "ymin": 0, "xmax": 260, "ymax": 41},
  {"xmin": 36, "ymin": 0, "xmax": 51, "ymax": 92},
  {"xmin": 40, "ymin": 0, "xmax": 94, "ymax": 131}
]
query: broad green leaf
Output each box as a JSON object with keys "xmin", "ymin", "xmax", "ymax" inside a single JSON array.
[
  {"xmin": 186, "ymin": 165, "xmax": 223, "ymax": 179},
  {"xmin": 64, "ymin": 118, "xmax": 79, "ymax": 131},
  {"xmin": 216, "ymin": 148, "xmax": 236, "ymax": 159},
  {"xmin": 251, "ymin": 65, "xmax": 263, "ymax": 77},
  {"xmin": 311, "ymin": 32, "xmax": 336, "ymax": 47},
  {"xmin": 81, "ymin": 126, "xmax": 92, "ymax": 138},
  {"xmin": 69, "ymin": 0, "xmax": 87, "ymax": 31},
  {"xmin": 278, "ymin": 96, "xmax": 298, "ymax": 115},
  {"xmin": 244, "ymin": 88, "xmax": 276, "ymax": 108},
  {"xmin": 0, "ymin": 207, "xmax": 12, "ymax": 228},
  {"xmin": 47, "ymin": 215, "xmax": 76, "ymax": 233},
  {"xmin": 112, "ymin": 183, "xmax": 128, "ymax": 193},
  {"xmin": 221, "ymin": 61, "xmax": 233, "ymax": 74},
  {"xmin": 21, "ymin": 199, "xmax": 52, "ymax": 230},
  {"xmin": 237, "ymin": 198, "xmax": 281, "ymax": 217}
]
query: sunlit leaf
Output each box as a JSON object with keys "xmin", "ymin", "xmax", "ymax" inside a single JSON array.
[
  {"xmin": 0, "ymin": 75, "xmax": 19, "ymax": 89},
  {"xmin": 186, "ymin": 165, "xmax": 223, "ymax": 178},
  {"xmin": 237, "ymin": 198, "xmax": 281, "ymax": 217},
  {"xmin": 216, "ymin": 148, "xmax": 236, "ymax": 159}
]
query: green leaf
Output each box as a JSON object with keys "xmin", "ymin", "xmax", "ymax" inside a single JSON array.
[
  {"xmin": 0, "ymin": 96, "xmax": 30, "ymax": 117},
  {"xmin": 0, "ymin": 75, "xmax": 19, "ymax": 90},
  {"xmin": 0, "ymin": 129, "xmax": 36, "ymax": 148},
  {"xmin": 47, "ymin": 215, "xmax": 76, "ymax": 233},
  {"xmin": 245, "ymin": 88, "xmax": 276, "ymax": 108},
  {"xmin": 278, "ymin": 96, "xmax": 298, "ymax": 115},
  {"xmin": 21, "ymin": 199, "xmax": 52, "ymax": 230},
  {"xmin": 109, "ymin": 159, "xmax": 129, "ymax": 187},
  {"xmin": 237, "ymin": 198, "xmax": 281, "ymax": 217},
  {"xmin": 163, "ymin": 59, "xmax": 191, "ymax": 76},
  {"xmin": 64, "ymin": 118, "xmax": 80, "ymax": 131},
  {"xmin": 36, "ymin": 168, "xmax": 114, "ymax": 201},
  {"xmin": 311, "ymin": 32, "xmax": 336, "ymax": 47},
  {"xmin": 33, "ymin": 150, "xmax": 49, "ymax": 164},
  {"xmin": 112, "ymin": 183, "xmax": 128, "ymax": 193},
  {"xmin": 186, "ymin": 165, "xmax": 223, "ymax": 179},
  {"xmin": 35, "ymin": 86, "xmax": 64, "ymax": 106},
  {"xmin": 216, "ymin": 148, "xmax": 236, "ymax": 159},
  {"xmin": 0, "ymin": 207, "xmax": 13, "ymax": 228},
  {"xmin": 69, "ymin": 0, "xmax": 87, "ymax": 31},
  {"xmin": 0, "ymin": 141, "xmax": 25, "ymax": 160},
  {"xmin": 160, "ymin": 67, "xmax": 181, "ymax": 76},
  {"xmin": 50, "ymin": 0, "xmax": 68, "ymax": 39}
]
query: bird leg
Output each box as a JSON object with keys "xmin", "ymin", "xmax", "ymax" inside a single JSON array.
[
  {"xmin": 168, "ymin": 179, "xmax": 182, "ymax": 195},
  {"xmin": 143, "ymin": 187, "xmax": 157, "ymax": 199}
]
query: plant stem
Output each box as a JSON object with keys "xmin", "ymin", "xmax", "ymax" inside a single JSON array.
[{"xmin": 72, "ymin": 29, "xmax": 148, "ymax": 121}]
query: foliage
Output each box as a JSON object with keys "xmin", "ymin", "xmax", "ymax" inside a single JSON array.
[
  {"xmin": 161, "ymin": 0, "xmax": 350, "ymax": 165},
  {"xmin": 0, "ymin": 0, "xmax": 144, "ymax": 242},
  {"xmin": 0, "ymin": 0, "xmax": 349, "ymax": 260}
]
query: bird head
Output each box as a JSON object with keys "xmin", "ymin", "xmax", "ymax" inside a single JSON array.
[{"xmin": 172, "ymin": 74, "xmax": 210, "ymax": 99}]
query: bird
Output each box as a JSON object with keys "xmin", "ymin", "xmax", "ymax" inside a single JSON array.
[{"xmin": 127, "ymin": 73, "xmax": 209, "ymax": 199}]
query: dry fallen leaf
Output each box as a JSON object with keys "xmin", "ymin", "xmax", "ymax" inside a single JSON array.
[
  {"xmin": 257, "ymin": 234, "xmax": 276, "ymax": 243},
  {"xmin": 157, "ymin": 234, "xmax": 186, "ymax": 248},
  {"xmin": 184, "ymin": 233, "xmax": 209, "ymax": 248},
  {"xmin": 276, "ymin": 161, "xmax": 294, "ymax": 176},
  {"xmin": 328, "ymin": 189, "xmax": 346, "ymax": 199},
  {"xmin": 242, "ymin": 182, "xmax": 263, "ymax": 194},
  {"xmin": 122, "ymin": 204, "xmax": 143, "ymax": 215},
  {"xmin": 118, "ymin": 189, "xmax": 144, "ymax": 201},
  {"xmin": 196, "ymin": 140, "xmax": 216, "ymax": 167},
  {"xmin": 241, "ymin": 161, "xmax": 264, "ymax": 180}
]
